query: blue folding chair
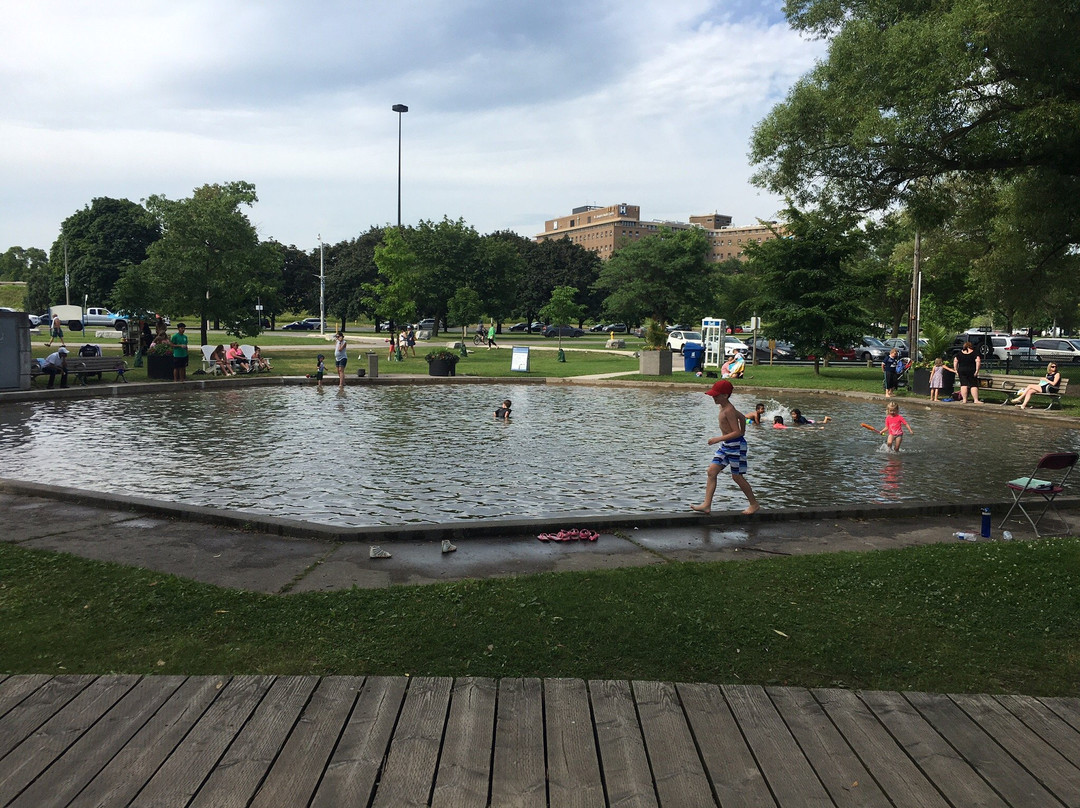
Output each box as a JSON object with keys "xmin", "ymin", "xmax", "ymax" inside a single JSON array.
[{"xmin": 999, "ymin": 452, "xmax": 1078, "ymax": 536}]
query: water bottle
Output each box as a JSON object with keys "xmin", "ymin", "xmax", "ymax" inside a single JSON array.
[
  {"xmin": 981, "ymin": 507, "xmax": 991, "ymax": 538},
  {"xmin": 1002, "ymin": 531, "xmax": 1013, "ymax": 541},
  {"xmin": 954, "ymin": 532, "xmax": 977, "ymax": 541}
]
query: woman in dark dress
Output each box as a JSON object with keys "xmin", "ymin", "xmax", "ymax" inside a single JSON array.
[{"xmin": 952, "ymin": 342, "xmax": 982, "ymax": 403}]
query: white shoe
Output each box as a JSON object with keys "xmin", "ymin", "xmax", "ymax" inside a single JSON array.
[
  {"xmin": 441, "ymin": 539, "xmax": 457, "ymax": 553},
  {"xmin": 369, "ymin": 546, "xmax": 392, "ymax": 559}
]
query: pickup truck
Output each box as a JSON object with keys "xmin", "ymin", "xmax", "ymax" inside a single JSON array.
[{"xmin": 83, "ymin": 308, "xmax": 130, "ymax": 330}]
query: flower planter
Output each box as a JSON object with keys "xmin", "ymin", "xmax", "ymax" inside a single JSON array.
[
  {"xmin": 913, "ymin": 367, "xmax": 954, "ymax": 396},
  {"xmin": 427, "ymin": 358, "xmax": 456, "ymax": 377},
  {"xmin": 639, "ymin": 350, "xmax": 672, "ymax": 375},
  {"xmin": 146, "ymin": 354, "xmax": 174, "ymax": 380}
]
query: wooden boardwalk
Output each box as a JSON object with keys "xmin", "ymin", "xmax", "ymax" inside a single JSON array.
[{"xmin": 1, "ymin": 675, "xmax": 1078, "ymax": 807}]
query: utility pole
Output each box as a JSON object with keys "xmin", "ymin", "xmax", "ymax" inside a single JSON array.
[{"xmin": 319, "ymin": 235, "xmax": 325, "ymax": 336}]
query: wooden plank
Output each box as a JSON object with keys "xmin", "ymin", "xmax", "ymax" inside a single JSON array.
[
  {"xmin": 633, "ymin": 679, "xmax": 715, "ymax": 807},
  {"xmin": 490, "ymin": 677, "xmax": 546, "ymax": 808},
  {"xmin": 0, "ymin": 675, "xmax": 51, "ymax": 719},
  {"xmin": 905, "ymin": 691, "xmax": 1064, "ymax": 807},
  {"xmin": 724, "ymin": 684, "xmax": 832, "ymax": 808},
  {"xmin": 130, "ymin": 674, "xmax": 274, "ymax": 808},
  {"xmin": 0, "ymin": 675, "xmax": 94, "ymax": 760},
  {"xmin": 0, "ymin": 674, "xmax": 135, "ymax": 805},
  {"xmin": 248, "ymin": 676, "xmax": 363, "ymax": 808},
  {"xmin": 589, "ymin": 680, "xmax": 657, "ymax": 808},
  {"xmin": 544, "ymin": 678, "xmax": 604, "ymax": 808},
  {"xmin": 9, "ymin": 676, "xmax": 184, "ymax": 808},
  {"xmin": 765, "ymin": 686, "xmax": 887, "ymax": 808},
  {"xmin": 677, "ymin": 682, "xmax": 775, "ymax": 808},
  {"xmin": 997, "ymin": 694, "xmax": 1080, "ymax": 765},
  {"xmin": 1043, "ymin": 698, "xmax": 1080, "ymax": 734},
  {"xmin": 372, "ymin": 675, "xmax": 452, "ymax": 808},
  {"xmin": 189, "ymin": 675, "xmax": 319, "ymax": 808},
  {"xmin": 857, "ymin": 689, "xmax": 1005, "ymax": 808},
  {"xmin": 310, "ymin": 675, "xmax": 408, "ymax": 808},
  {"xmin": 431, "ymin": 677, "xmax": 497, "ymax": 808},
  {"xmin": 68, "ymin": 677, "xmax": 228, "ymax": 808},
  {"xmin": 953, "ymin": 693, "xmax": 1080, "ymax": 808}
]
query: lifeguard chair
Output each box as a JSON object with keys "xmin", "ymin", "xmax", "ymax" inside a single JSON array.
[{"xmin": 701, "ymin": 318, "xmax": 727, "ymax": 370}]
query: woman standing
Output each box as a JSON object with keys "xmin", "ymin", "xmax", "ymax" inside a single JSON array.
[
  {"xmin": 952, "ymin": 342, "xmax": 982, "ymax": 403},
  {"xmin": 333, "ymin": 331, "xmax": 348, "ymax": 388}
]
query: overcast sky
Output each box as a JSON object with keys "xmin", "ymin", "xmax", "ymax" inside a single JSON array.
[{"xmin": 1, "ymin": 0, "xmax": 824, "ymax": 253}]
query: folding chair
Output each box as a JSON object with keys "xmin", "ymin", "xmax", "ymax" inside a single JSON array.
[{"xmin": 999, "ymin": 452, "xmax": 1078, "ymax": 536}]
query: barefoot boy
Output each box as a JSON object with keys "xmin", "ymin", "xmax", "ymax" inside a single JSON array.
[{"xmin": 692, "ymin": 379, "xmax": 760, "ymax": 516}]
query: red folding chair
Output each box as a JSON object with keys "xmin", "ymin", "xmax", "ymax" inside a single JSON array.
[{"xmin": 999, "ymin": 452, "xmax": 1078, "ymax": 536}]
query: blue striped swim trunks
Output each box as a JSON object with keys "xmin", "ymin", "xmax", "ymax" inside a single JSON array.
[{"xmin": 711, "ymin": 437, "xmax": 748, "ymax": 475}]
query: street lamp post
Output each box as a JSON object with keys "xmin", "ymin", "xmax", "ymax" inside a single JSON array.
[{"xmin": 392, "ymin": 103, "xmax": 408, "ymax": 361}]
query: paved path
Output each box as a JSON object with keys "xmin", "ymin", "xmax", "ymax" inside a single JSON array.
[{"xmin": 1, "ymin": 674, "xmax": 1078, "ymax": 807}]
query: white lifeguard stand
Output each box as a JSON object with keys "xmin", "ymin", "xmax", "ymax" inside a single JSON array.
[{"xmin": 701, "ymin": 318, "xmax": 727, "ymax": 369}]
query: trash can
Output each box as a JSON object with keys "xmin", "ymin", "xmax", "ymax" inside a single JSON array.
[{"xmin": 683, "ymin": 342, "xmax": 704, "ymax": 372}]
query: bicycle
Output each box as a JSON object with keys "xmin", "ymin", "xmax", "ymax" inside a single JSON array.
[{"xmin": 473, "ymin": 331, "xmax": 488, "ymax": 346}]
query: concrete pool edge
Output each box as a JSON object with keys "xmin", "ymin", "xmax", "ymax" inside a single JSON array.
[{"xmin": 4, "ymin": 476, "xmax": 1076, "ymax": 543}]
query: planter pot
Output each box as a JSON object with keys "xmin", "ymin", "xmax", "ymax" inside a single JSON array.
[
  {"xmin": 146, "ymin": 354, "xmax": 174, "ymax": 380},
  {"xmin": 912, "ymin": 367, "xmax": 955, "ymax": 396},
  {"xmin": 427, "ymin": 358, "xmax": 457, "ymax": 377},
  {"xmin": 639, "ymin": 350, "xmax": 673, "ymax": 375}
]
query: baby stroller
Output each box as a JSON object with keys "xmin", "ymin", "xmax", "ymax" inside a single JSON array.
[{"xmin": 894, "ymin": 357, "xmax": 911, "ymax": 390}]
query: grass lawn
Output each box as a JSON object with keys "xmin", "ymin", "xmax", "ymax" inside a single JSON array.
[{"xmin": 2, "ymin": 538, "xmax": 1079, "ymax": 695}]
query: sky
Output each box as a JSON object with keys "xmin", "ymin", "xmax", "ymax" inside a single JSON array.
[{"xmin": 1, "ymin": 0, "xmax": 825, "ymax": 254}]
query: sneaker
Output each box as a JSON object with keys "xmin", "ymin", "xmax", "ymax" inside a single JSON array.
[
  {"xmin": 441, "ymin": 539, "xmax": 457, "ymax": 553},
  {"xmin": 369, "ymin": 546, "xmax": 392, "ymax": 559}
]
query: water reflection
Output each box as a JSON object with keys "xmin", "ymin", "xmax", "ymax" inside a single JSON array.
[{"xmin": 1, "ymin": 386, "xmax": 1077, "ymax": 526}]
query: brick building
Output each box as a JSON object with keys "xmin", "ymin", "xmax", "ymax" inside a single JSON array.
[{"xmin": 536, "ymin": 203, "xmax": 780, "ymax": 262}]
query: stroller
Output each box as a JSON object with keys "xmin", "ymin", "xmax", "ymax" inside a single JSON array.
[{"xmin": 894, "ymin": 357, "xmax": 911, "ymax": 390}]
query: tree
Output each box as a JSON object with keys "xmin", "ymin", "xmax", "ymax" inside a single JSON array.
[
  {"xmin": 124, "ymin": 181, "xmax": 282, "ymax": 347},
  {"xmin": 0, "ymin": 247, "xmax": 47, "ymax": 282},
  {"xmin": 539, "ymin": 285, "xmax": 586, "ymax": 359},
  {"xmin": 370, "ymin": 227, "xmax": 420, "ymax": 334},
  {"xmin": 323, "ymin": 227, "xmax": 384, "ymax": 331},
  {"xmin": 519, "ymin": 237, "xmax": 603, "ymax": 328},
  {"xmin": 276, "ymin": 242, "xmax": 319, "ymax": 318},
  {"xmin": 745, "ymin": 208, "xmax": 868, "ymax": 373},
  {"xmin": 751, "ymin": 0, "xmax": 1080, "ymax": 238},
  {"xmin": 47, "ymin": 198, "xmax": 161, "ymax": 307},
  {"xmin": 447, "ymin": 286, "xmax": 483, "ymax": 352},
  {"xmin": 594, "ymin": 227, "xmax": 712, "ymax": 326}
]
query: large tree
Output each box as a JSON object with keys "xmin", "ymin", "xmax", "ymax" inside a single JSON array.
[
  {"xmin": 123, "ymin": 181, "xmax": 282, "ymax": 346},
  {"xmin": 47, "ymin": 198, "xmax": 161, "ymax": 308},
  {"xmin": 593, "ymin": 227, "xmax": 712, "ymax": 327},
  {"xmin": 323, "ymin": 227, "xmax": 384, "ymax": 331},
  {"xmin": 518, "ymin": 237, "xmax": 603, "ymax": 328},
  {"xmin": 745, "ymin": 208, "xmax": 868, "ymax": 373}
]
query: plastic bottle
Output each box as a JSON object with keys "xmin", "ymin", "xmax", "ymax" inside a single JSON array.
[
  {"xmin": 954, "ymin": 532, "xmax": 977, "ymax": 541},
  {"xmin": 981, "ymin": 507, "xmax": 991, "ymax": 538},
  {"xmin": 1002, "ymin": 531, "xmax": 1013, "ymax": 541}
]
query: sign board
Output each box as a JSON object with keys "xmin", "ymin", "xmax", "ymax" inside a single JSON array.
[{"xmin": 510, "ymin": 346, "xmax": 530, "ymax": 372}]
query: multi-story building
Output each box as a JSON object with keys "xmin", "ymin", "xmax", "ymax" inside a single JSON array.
[{"xmin": 535, "ymin": 203, "xmax": 780, "ymax": 262}]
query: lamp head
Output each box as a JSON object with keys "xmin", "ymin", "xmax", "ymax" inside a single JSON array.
[{"xmin": 392, "ymin": 104, "xmax": 408, "ymax": 113}]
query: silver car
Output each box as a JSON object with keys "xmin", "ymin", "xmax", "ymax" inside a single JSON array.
[
  {"xmin": 1033, "ymin": 338, "xmax": 1080, "ymax": 363},
  {"xmin": 857, "ymin": 336, "xmax": 890, "ymax": 361}
]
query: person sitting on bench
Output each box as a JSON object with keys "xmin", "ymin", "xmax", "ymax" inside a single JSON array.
[
  {"xmin": 40, "ymin": 347, "xmax": 69, "ymax": 389},
  {"xmin": 1010, "ymin": 362, "xmax": 1061, "ymax": 409}
]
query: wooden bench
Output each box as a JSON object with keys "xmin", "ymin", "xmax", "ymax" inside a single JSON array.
[
  {"xmin": 979, "ymin": 373, "xmax": 1069, "ymax": 409},
  {"xmin": 31, "ymin": 356, "xmax": 128, "ymax": 385}
]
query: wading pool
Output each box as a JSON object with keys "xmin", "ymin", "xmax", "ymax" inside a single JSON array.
[{"xmin": 2, "ymin": 384, "xmax": 1077, "ymax": 526}]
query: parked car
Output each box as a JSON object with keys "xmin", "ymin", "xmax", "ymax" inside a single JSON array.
[
  {"xmin": 282, "ymin": 320, "xmax": 317, "ymax": 331},
  {"xmin": 723, "ymin": 336, "xmax": 750, "ymax": 356},
  {"xmin": 1033, "ymin": 337, "xmax": 1080, "ymax": 363},
  {"xmin": 26, "ymin": 312, "xmax": 42, "ymax": 327},
  {"xmin": 665, "ymin": 323, "xmax": 693, "ymax": 333},
  {"xmin": 751, "ymin": 337, "xmax": 797, "ymax": 359},
  {"xmin": 949, "ymin": 331, "xmax": 1037, "ymax": 363},
  {"xmin": 588, "ymin": 323, "xmax": 608, "ymax": 332},
  {"xmin": 302, "ymin": 317, "xmax": 326, "ymax": 329},
  {"xmin": 605, "ymin": 323, "xmax": 628, "ymax": 333},
  {"xmin": 666, "ymin": 330, "xmax": 702, "ymax": 353},
  {"xmin": 543, "ymin": 325, "xmax": 585, "ymax": 338},
  {"xmin": 509, "ymin": 322, "xmax": 530, "ymax": 332},
  {"xmin": 857, "ymin": 336, "xmax": 890, "ymax": 361},
  {"xmin": 417, "ymin": 318, "xmax": 436, "ymax": 332},
  {"xmin": 806, "ymin": 344, "xmax": 857, "ymax": 361}
]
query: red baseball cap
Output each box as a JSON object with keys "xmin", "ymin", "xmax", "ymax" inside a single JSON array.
[{"xmin": 704, "ymin": 379, "xmax": 734, "ymax": 397}]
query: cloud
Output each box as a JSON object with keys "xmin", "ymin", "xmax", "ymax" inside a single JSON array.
[{"xmin": 0, "ymin": 0, "xmax": 823, "ymax": 251}]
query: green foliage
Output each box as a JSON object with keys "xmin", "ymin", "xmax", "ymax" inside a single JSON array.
[
  {"xmin": 745, "ymin": 208, "xmax": 868, "ymax": 371},
  {"xmin": 324, "ymin": 228, "xmax": 385, "ymax": 329},
  {"xmin": 0, "ymin": 247, "xmax": 47, "ymax": 283},
  {"xmin": 47, "ymin": 198, "xmax": 161, "ymax": 309},
  {"xmin": 642, "ymin": 318, "xmax": 667, "ymax": 350},
  {"xmin": 447, "ymin": 286, "xmax": 482, "ymax": 341},
  {"xmin": 423, "ymin": 348, "xmax": 460, "ymax": 364},
  {"xmin": 520, "ymin": 237, "xmax": 604, "ymax": 324},
  {"xmin": 594, "ymin": 227, "xmax": 712, "ymax": 325},
  {"xmin": 130, "ymin": 181, "xmax": 282, "ymax": 347}
]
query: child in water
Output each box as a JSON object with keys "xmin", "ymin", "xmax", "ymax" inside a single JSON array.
[
  {"xmin": 494, "ymin": 399, "xmax": 512, "ymax": 420},
  {"xmin": 772, "ymin": 415, "xmax": 787, "ymax": 429},
  {"xmin": 881, "ymin": 401, "xmax": 913, "ymax": 451},
  {"xmin": 314, "ymin": 354, "xmax": 326, "ymax": 388}
]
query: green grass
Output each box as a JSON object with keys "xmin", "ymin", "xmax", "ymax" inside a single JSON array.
[{"xmin": 2, "ymin": 539, "xmax": 1079, "ymax": 694}]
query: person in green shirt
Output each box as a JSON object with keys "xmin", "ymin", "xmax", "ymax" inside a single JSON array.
[{"xmin": 171, "ymin": 323, "xmax": 189, "ymax": 382}]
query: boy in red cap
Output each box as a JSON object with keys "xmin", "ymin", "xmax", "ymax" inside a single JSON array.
[{"xmin": 691, "ymin": 379, "xmax": 760, "ymax": 516}]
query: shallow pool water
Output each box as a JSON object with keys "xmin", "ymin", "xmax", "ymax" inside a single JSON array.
[{"xmin": 2, "ymin": 384, "xmax": 1077, "ymax": 526}]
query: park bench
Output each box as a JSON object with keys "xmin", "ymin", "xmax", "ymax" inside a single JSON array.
[
  {"xmin": 31, "ymin": 356, "xmax": 128, "ymax": 385},
  {"xmin": 979, "ymin": 373, "xmax": 1069, "ymax": 409}
]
